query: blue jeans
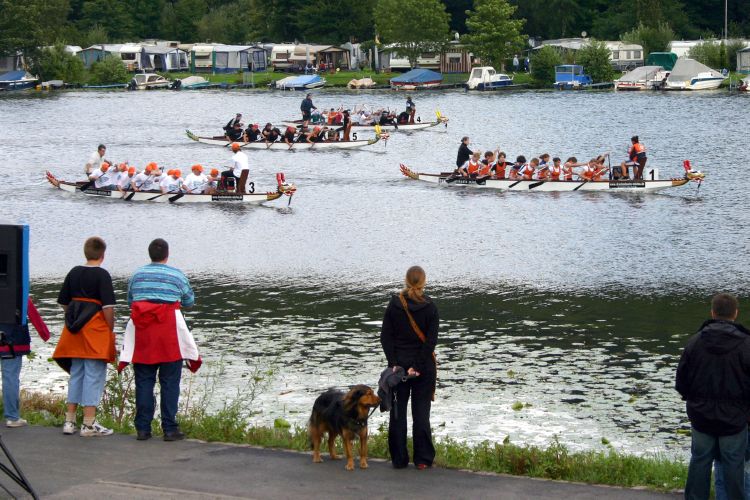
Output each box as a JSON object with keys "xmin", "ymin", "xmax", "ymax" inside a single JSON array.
[
  {"xmin": 67, "ymin": 358, "xmax": 107, "ymax": 407},
  {"xmin": 714, "ymin": 431, "xmax": 750, "ymax": 500},
  {"xmin": 134, "ymin": 361, "xmax": 182, "ymax": 433},
  {"xmin": 1, "ymin": 356, "xmax": 23, "ymax": 420},
  {"xmin": 686, "ymin": 426, "xmax": 747, "ymax": 500}
]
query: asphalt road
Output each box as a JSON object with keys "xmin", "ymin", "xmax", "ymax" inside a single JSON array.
[{"xmin": 0, "ymin": 426, "xmax": 680, "ymax": 499}]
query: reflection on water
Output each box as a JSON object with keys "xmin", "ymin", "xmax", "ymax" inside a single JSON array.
[{"xmin": 24, "ymin": 278, "xmax": 708, "ymax": 457}]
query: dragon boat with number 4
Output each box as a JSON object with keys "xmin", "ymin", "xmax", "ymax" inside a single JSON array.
[
  {"xmin": 283, "ymin": 111, "xmax": 449, "ymax": 133},
  {"xmin": 186, "ymin": 129, "xmax": 388, "ymax": 150},
  {"xmin": 399, "ymin": 161, "xmax": 705, "ymax": 193},
  {"xmin": 46, "ymin": 171, "xmax": 296, "ymax": 204}
]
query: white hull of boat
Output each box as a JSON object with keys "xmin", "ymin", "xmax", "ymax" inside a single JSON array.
[
  {"xmin": 46, "ymin": 171, "xmax": 291, "ymax": 204},
  {"xmin": 399, "ymin": 165, "xmax": 690, "ymax": 192},
  {"xmin": 186, "ymin": 130, "xmax": 380, "ymax": 150}
]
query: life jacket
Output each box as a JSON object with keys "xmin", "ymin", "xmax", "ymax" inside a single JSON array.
[
  {"xmin": 478, "ymin": 161, "xmax": 492, "ymax": 176},
  {"xmin": 633, "ymin": 143, "xmax": 646, "ymax": 154},
  {"xmin": 520, "ymin": 164, "xmax": 535, "ymax": 180},
  {"xmin": 591, "ymin": 168, "xmax": 605, "ymax": 181},
  {"xmin": 562, "ymin": 164, "xmax": 574, "ymax": 181},
  {"xmin": 494, "ymin": 161, "xmax": 507, "ymax": 179},
  {"xmin": 537, "ymin": 168, "xmax": 550, "ymax": 180},
  {"xmin": 467, "ymin": 160, "xmax": 481, "ymax": 175},
  {"xmin": 550, "ymin": 165, "xmax": 562, "ymax": 180},
  {"xmin": 580, "ymin": 169, "xmax": 593, "ymax": 181}
]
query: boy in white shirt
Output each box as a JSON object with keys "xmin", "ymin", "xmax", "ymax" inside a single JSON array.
[
  {"xmin": 183, "ymin": 165, "xmax": 208, "ymax": 194},
  {"xmin": 89, "ymin": 162, "xmax": 116, "ymax": 189},
  {"xmin": 160, "ymin": 169, "xmax": 183, "ymax": 193}
]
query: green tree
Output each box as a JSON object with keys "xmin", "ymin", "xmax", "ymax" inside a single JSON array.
[
  {"xmin": 296, "ymin": 0, "xmax": 376, "ymax": 44},
  {"xmin": 80, "ymin": 0, "xmax": 135, "ymax": 41},
  {"xmin": 161, "ymin": 0, "xmax": 208, "ymax": 42},
  {"xmin": 726, "ymin": 39, "xmax": 747, "ymax": 71},
  {"xmin": 688, "ymin": 41, "xmax": 724, "ymax": 69},
  {"xmin": 463, "ymin": 0, "xmax": 525, "ymax": 69},
  {"xmin": 89, "ymin": 55, "xmax": 128, "ymax": 84},
  {"xmin": 0, "ymin": 0, "xmax": 70, "ymax": 57},
  {"xmin": 374, "ymin": 0, "xmax": 450, "ymax": 68},
  {"xmin": 530, "ymin": 45, "xmax": 562, "ymax": 86},
  {"xmin": 31, "ymin": 43, "xmax": 86, "ymax": 82},
  {"xmin": 620, "ymin": 22, "xmax": 674, "ymax": 58},
  {"xmin": 575, "ymin": 40, "xmax": 614, "ymax": 83},
  {"xmin": 197, "ymin": 2, "xmax": 250, "ymax": 43}
]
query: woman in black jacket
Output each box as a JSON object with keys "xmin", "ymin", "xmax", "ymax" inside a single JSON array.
[{"xmin": 380, "ymin": 266, "xmax": 439, "ymax": 469}]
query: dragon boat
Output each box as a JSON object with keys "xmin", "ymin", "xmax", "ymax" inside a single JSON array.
[
  {"xmin": 399, "ymin": 162, "xmax": 705, "ymax": 193},
  {"xmin": 186, "ymin": 130, "xmax": 385, "ymax": 150},
  {"xmin": 46, "ymin": 171, "xmax": 296, "ymax": 204},
  {"xmin": 283, "ymin": 111, "xmax": 448, "ymax": 133}
]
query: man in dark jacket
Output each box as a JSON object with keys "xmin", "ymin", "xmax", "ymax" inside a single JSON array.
[
  {"xmin": 300, "ymin": 94, "xmax": 316, "ymax": 128},
  {"xmin": 676, "ymin": 293, "xmax": 750, "ymax": 500}
]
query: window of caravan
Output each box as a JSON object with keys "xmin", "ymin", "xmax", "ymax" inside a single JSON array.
[
  {"xmin": 121, "ymin": 53, "xmax": 136, "ymax": 61},
  {"xmin": 634, "ymin": 50, "xmax": 642, "ymax": 59},
  {"xmin": 215, "ymin": 52, "xmax": 228, "ymax": 67},
  {"xmin": 612, "ymin": 51, "xmax": 619, "ymax": 60}
]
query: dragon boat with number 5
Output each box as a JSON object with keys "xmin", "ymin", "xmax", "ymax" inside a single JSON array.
[
  {"xmin": 186, "ymin": 129, "xmax": 388, "ymax": 150},
  {"xmin": 45, "ymin": 171, "xmax": 296, "ymax": 204},
  {"xmin": 399, "ymin": 162, "xmax": 705, "ymax": 193}
]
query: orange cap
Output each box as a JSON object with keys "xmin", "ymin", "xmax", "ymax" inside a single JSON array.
[
  {"xmin": 128, "ymin": 166, "xmax": 136, "ymax": 174},
  {"xmin": 166, "ymin": 169, "xmax": 174, "ymax": 176},
  {"xmin": 101, "ymin": 162, "xmax": 110, "ymax": 172},
  {"xmin": 231, "ymin": 143, "xmax": 241, "ymax": 151},
  {"xmin": 172, "ymin": 169, "xmax": 181, "ymax": 177},
  {"xmin": 145, "ymin": 162, "xmax": 156, "ymax": 172},
  {"xmin": 210, "ymin": 168, "xmax": 219, "ymax": 176},
  {"xmin": 191, "ymin": 164, "xmax": 203, "ymax": 172}
]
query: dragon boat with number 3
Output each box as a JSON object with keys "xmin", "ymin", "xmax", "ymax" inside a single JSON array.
[
  {"xmin": 45, "ymin": 171, "xmax": 297, "ymax": 204},
  {"xmin": 186, "ymin": 129, "xmax": 387, "ymax": 150},
  {"xmin": 399, "ymin": 162, "xmax": 705, "ymax": 193}
]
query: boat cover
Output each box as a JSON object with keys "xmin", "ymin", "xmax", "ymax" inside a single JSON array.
[
  {"xmin": 645, "ymin": 52, "xmax": 678, "ymax": 71},
  {"xmin": 666, "ymin": 58, "xmax": 723, "ymax": 84},
  {"xmin": 277, "ymin": 75, "xmax": 324, "ymax": 88},
  {"xmin": 390, "ymin": 68, "xmax": 443, "ymax": 84},
  {"xmin": 0, "ymin": 70, "xmax": 33, "ymax": 82},
  {"xmin": 617, "ymin": 65, "xmax": 663, "ymax": 82}
]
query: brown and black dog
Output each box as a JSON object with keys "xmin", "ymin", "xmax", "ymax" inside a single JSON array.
[{"xmin": 309, "ymin": 385, "xmax": 381, "ymax": 470}]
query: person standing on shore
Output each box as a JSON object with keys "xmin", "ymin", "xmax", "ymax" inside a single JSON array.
[
  {"xmin": 380, "ymin": 266, "xmax": 438, "ymax": 470},
  {"xmin": 85, "ymin": 144, "xmax": 108, "ymax": 175},
  {"xmin": 121, "ymin": 238, "xmax": 200, "ymax": 442},
  {"xmin": 53, "ymin": 237, "xmax": 116, "ymax": 437},
  {"xmin": 676, "ymin": 293, "xmax": 750, "ymax": 500},
  {"xmin": 0, "ymin": 298, "xmax": 50, "ymax": 428}
]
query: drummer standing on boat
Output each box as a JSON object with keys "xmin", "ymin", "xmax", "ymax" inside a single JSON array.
[
  {"xmin": 406, "ymin": 96, "xmax": 415, "ymax": 124},
  {"xmin": 85, "ymin": 144, "xmax": 108, "ymax": 175},
  {"xmin": 221, "ymin": 143, "xmax": 249, "ymax": 192},
  {"xmin": 301, "ymin": 93, "xmax": 316, "ymax": 128},
  {"xmin": 456, "ymin": 137, "xmax": 473, "ymax": 169}
]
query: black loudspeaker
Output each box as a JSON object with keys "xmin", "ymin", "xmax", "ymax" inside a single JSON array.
[{"xmin": 0, "ymin": 225, "xmax": 29, "ymax": 325}]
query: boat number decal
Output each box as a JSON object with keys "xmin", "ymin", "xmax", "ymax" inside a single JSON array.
[
  {"xmin": 211, "ymin": 194, "xmax": 243, "ymax": 201},
  {"xmin": 248, "ymin": 182, "xmax": 255, "ymax": 194},
  {"xmin": 352, "ymin": 132, "xmax": 358, "ymax": 140},
  {"xmin": 609, "ymin": 181, "xmax": 646, "ymax": 189},
  {"xmin": 417, "ymin": 117, "xmax": 421, "ymax": 123},
  {"xmin": 82, "ymin": 188, "xmax": 112, "ymax": 197},
  {"xmin": 649, "ymin": 169, "xmax": 655, "ymax": 180}
]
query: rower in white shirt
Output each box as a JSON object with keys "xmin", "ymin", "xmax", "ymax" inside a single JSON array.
[
  {"xmin": 206, "ymin": 168, "xmax": 220, "ymax": 194},
  {"xmin": 85, "ymin": 144, "xmax": 108, "ymax": 175},
  {"xmin": 88, "ymin": 162, "xmax": 116, "ymax": 189},
  {"xmin": 220, "ymin": 143, "xmax": 250, "ymax": 193},
  {"xmin": 160, "ymin": 169, "xmax": 184, "ymax": 193},
  {"xmin": 140, "ymin": 164, "xmax": 163, "ymax": 192},
  {"xmin": 132, "ymin": 163, "xmax": 154, "ymax": 191},
  {"xmin": 183, "ymin": 164, "xmax": 208, "ymax": 194},
  {"xmin": 117, "ymin": 166, "xmax": 136, "ymax": 192}
]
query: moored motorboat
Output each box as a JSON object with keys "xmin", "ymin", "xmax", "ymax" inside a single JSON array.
[
  {"xmin": 664, "ymin": 58, "xmax": 726, "ymax": 90},
  {"xmin": 0, "ymin": 71, "xmax": 39, "ymax": 91},
  {"xmin": 615, "ymin": 65, "xmax": 669, "ymax": 90},
  {"xmin": 46, "ymin": 171, "xmax": 296, "ymax": 204},
  {"xmin": 186, "ymin": 130, "xmax": 384, "ymax": 150},
  {"xmin": 465, "ymin": 67, "xmax": 517, "ymax": 90},
  {"xmin": 274, "ymin": 75, "xmax": 326, "ymax": 90},
  {"xmin": 399, "ymin": 164, "xmax": 704, "ymax": 193},
  {"xmin": 128, "ymin": 73, "xmax": 171, "ymax": 90}
]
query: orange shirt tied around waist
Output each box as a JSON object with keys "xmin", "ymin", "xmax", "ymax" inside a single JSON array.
[{"xmin": 53, "ymin": 297, "xmax": 115, "ymax": 372}]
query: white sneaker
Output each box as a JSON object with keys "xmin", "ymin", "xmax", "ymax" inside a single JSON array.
[
  {"xmin": 80, "ymin": 421, "xmax": 113, "ymax": 437},
  {"xmin": 63, "ymin": 421, "xmax": 77, "ymax": 435},
  {"xmin": 5, "ymin": 418, "xmax": 27, "ymax": 428}
]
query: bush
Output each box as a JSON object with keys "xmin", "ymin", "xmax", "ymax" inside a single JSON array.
[
  {"xmin": 688, "ymin": 41, "xmax": 724, "ymax": 70},
  {"xmin": 89, "ymin": 55, "xmax": 129, "ymax": 85},
  {"xmin": 576, "ymin": 40, "xmax": 615, "ymax": 84},
  {"xmin": 726, "ymin": 39, "xmax": 746, "ymax": 71},
  {"xmin": 32, "ymin": 43, "xmax": 86, "ymax": 83},
  {"xmin": 621, "ymin": 22, "xmax": 674, "ymax": 59},
  {"xmin": 531, "ymin": 46, "xmax": 562, "ymax": 86}
]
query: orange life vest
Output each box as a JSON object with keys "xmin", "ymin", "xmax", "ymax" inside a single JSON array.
[
  {"xmin": 494, "ymin": 162, "xmax": 507, "ymax": 179},
  {"xmin": 478, "ymin": 162, "xmax": 492, "ymax": 176},
  {"xmin": 550, "ymin": 165, "xmax": 561, "ymax": 180},
  {"xmin": 563, "ymin": 164, "xmax": 574, "ymax": 181},
  {"xmin": 537, "ymin": 168, "xmax": 550, "ymax": 180},
  {"xmin": 633, "ymin": 143, "xmax": 645, "ymax": 154},
  {"xmin": 521, "ymin": 164, "xmax": 535, "ymax": 180},
  {"xmin": 467, "ymin": 160, "xmax": 481, "ymax": 175}
]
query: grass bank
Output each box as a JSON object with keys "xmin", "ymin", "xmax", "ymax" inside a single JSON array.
[{"xmin": 13, "ymin": 387, "xmax": 685, "ymax": 493}]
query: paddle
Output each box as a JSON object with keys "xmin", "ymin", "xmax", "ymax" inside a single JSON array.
[{"xmin": 169, "ymin": 192, "xmax": 184, "ymax": 203}]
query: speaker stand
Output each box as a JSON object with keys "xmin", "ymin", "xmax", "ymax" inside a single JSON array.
[{"xmin": 0, "ymin": 433, "xmax": 38, "ymax": 499}]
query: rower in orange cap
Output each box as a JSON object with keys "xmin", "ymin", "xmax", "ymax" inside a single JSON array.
[
  {"xmin": 116, "ymin": 165, "xmax": 136, "ymax": 192},
  {"xmin": 183, "ymin": 164, "xmax": 208, "ymax": 194},
  {"xmin": 160, "ymin": 169, "xmax": 183, "ymax": 193},
  {"xmin": 89, "ymin": 161, "xmax": 116, "ymax": 189}
]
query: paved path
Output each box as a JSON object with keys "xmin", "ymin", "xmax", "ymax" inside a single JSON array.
[{"xmin": 0, "ymin": 426, "xmax": 679, "ymax": 499}]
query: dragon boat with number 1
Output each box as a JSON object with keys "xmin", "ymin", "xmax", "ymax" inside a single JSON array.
[
  {"xmin": 399, "ymin": 162, "xmax": 705, "ymax": 193},
  {"xmin": 186, "ymin": 130, "xmax": 386, "ymax": 150},
  {"xmin": 46, "ymin": 171, "xmax": 296, "ymax": 204}
]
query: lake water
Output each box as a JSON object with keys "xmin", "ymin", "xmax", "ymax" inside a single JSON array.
[{"xmin": 1, "ymin": 88, "xmax": 748, "ymax": 458}]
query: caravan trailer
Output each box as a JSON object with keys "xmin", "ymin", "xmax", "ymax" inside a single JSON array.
[{"xmin": 270, "ymin": 44, "xmax": 296, "ymax": 71}]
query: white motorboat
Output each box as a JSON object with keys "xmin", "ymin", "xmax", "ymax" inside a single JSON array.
[
  {"xmin": 615, "ymin": 65, "xmax": 669, "ymax": 90},
  {"xmin": 128, "ymin": 73, "xmax": 171, "ymax": 90},
  {"xmin": 664, "ymin": 58, "xmax": 726, "ymax": 90},
  {"xmin": 465, "ymin": 67, "xmax": 516, "ymax": 90}
]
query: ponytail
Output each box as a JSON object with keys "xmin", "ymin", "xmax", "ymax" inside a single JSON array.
[{"xmin": 402, "ymin": 265, "xmax": 426, "ymax": 303}]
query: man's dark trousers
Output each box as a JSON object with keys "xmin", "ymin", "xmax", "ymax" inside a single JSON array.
[
  {"xmin": 134, "ymin": 360, "xmax": 182, "ymax": 433},
  {"xmin": 685, "ymin": 426, "xmax": 747, "ymax": 500}
]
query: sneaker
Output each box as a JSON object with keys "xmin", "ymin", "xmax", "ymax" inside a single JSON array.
[
  {"xmin": 63, "ymin": 421, "xmax": 77, "ymax": 435},
  {"xmin": 80, "ymin": 421, "xmax": 113, "ymax": 437},
  {"xmin": 5, "ymin": 418, "xmax": 27, "ymax": 428}
]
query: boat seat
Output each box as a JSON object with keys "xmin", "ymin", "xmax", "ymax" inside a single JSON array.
[{"xmin": 237, "ymin": 170, "xmax": 249, "ymax": 194}]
